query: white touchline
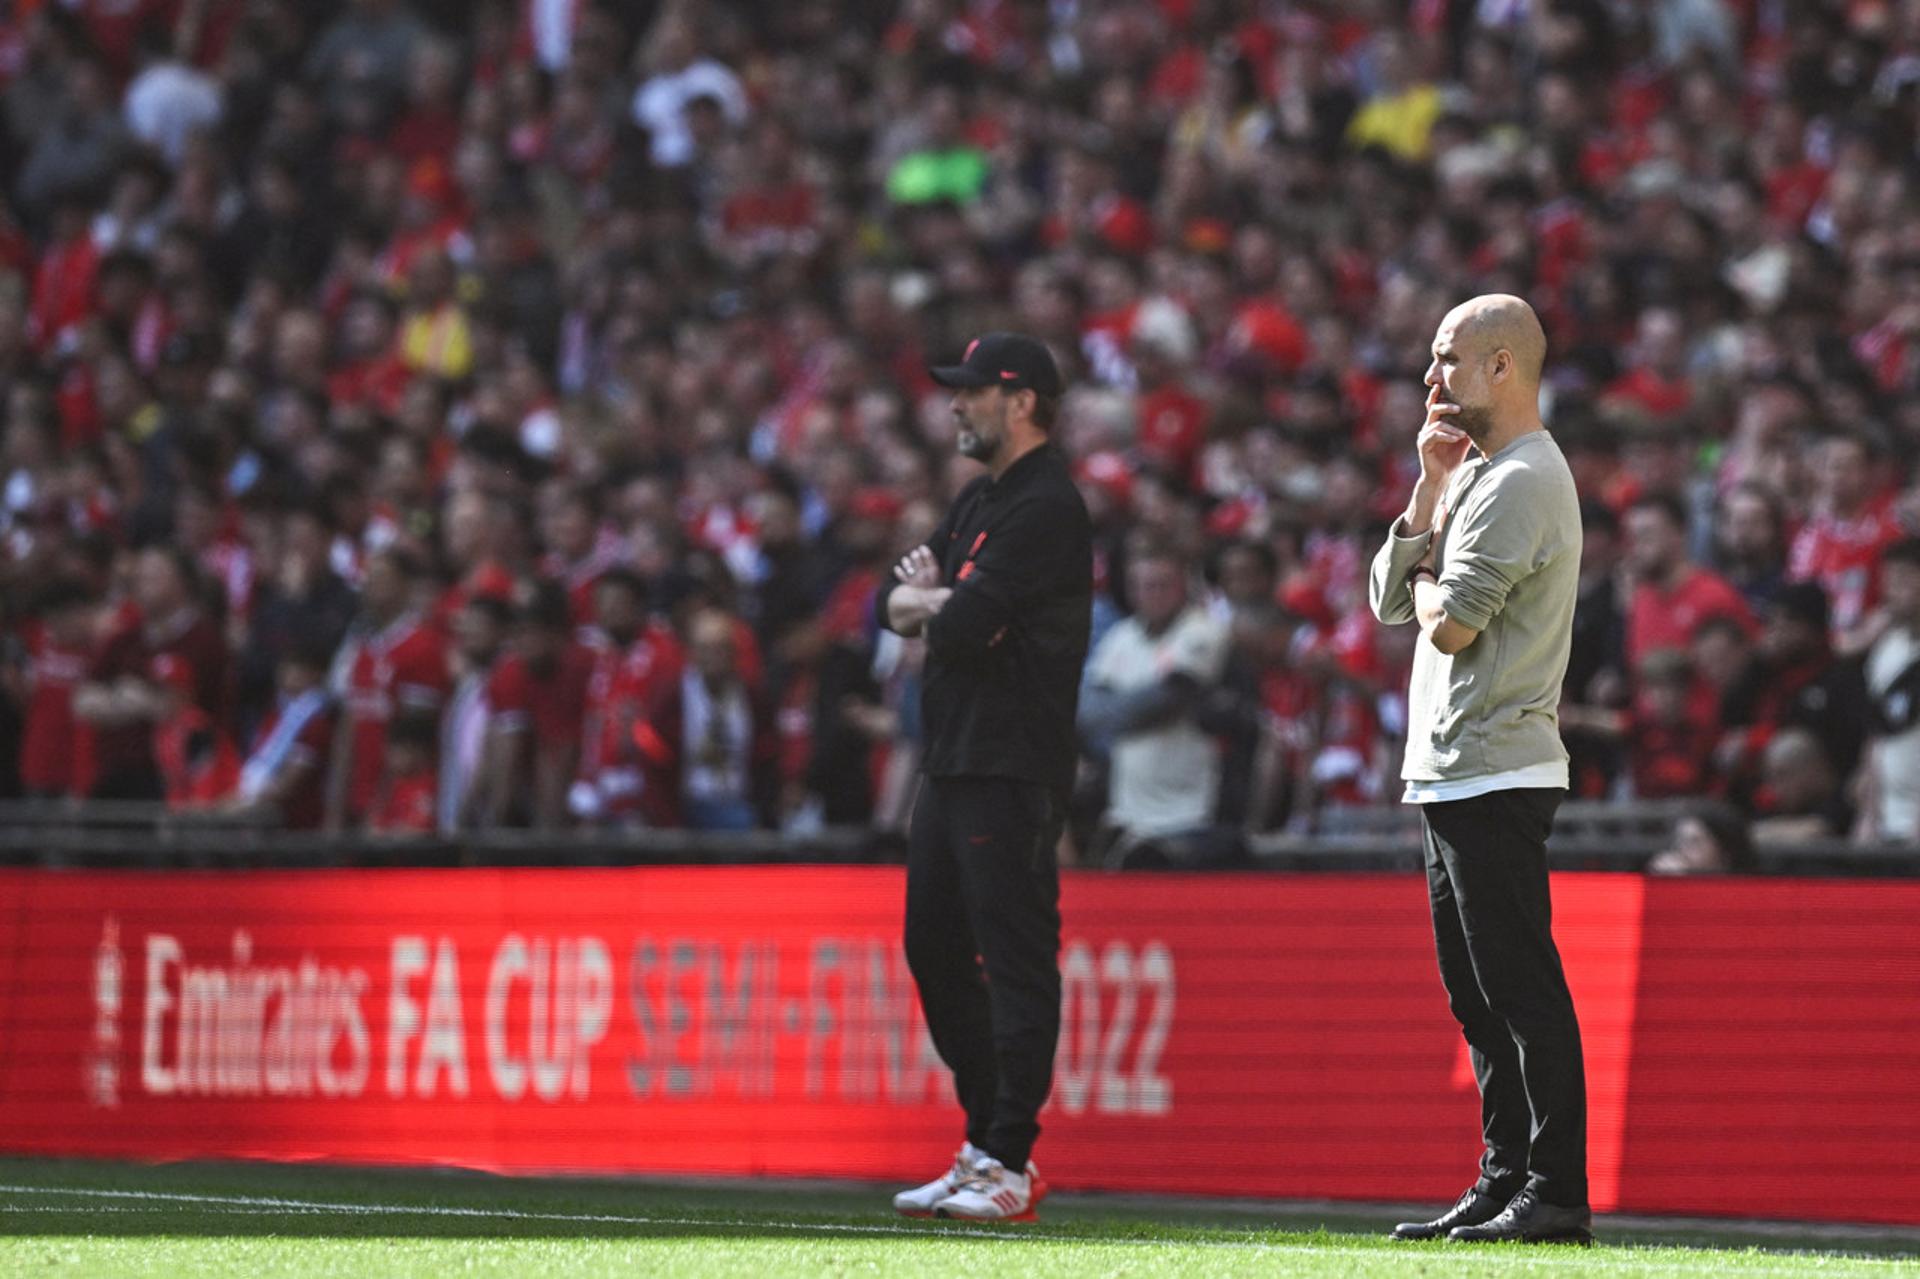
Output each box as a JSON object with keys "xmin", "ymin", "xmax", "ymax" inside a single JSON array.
[{"xmin": 0, "ymin": 1185, "xmax": 1896, "ymax": 1276}]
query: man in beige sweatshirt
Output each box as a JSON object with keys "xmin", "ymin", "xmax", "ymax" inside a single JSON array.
[{"xmin": 1368, "ymin": 295, "xmax": 1591, "ymax": 1247}]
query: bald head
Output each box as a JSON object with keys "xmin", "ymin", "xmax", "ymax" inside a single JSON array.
[
  {"xmin": 1762, "ymin": 727, "xmax": 1835, "ymax": 812},
  {"xmin": 1443, "ymin": 294, "xmax": 1547, "ymax": 385},
  {"xmin": 1426, "ymin": 293, "xmax": 1548, "ymax": 450}
]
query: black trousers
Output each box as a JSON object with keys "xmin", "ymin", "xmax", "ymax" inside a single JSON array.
[
  {"xmin": 904, "ymin": 775, "xmax": 1062, "ymax": 1170},
  {"xmin": 1421, "ymin": 787, "xmax": 1589, "ymax": 1209}
]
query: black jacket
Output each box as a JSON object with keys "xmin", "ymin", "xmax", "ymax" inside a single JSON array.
[{"xmin": 876, "ymin": 443, "xmax": 1092, "ymax": 794}]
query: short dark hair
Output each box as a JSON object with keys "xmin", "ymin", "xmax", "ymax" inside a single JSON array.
[
  {"xmin": 98, "ymin": 248, "xmax": 155, "ymax": 284},
  {"xmin": 284, "ymin": 494, "xmax": 336, "ymax": 531},
  {"xmin": 1770, "ymin": 580, "xmax": 1830, "ymax": 633},
  {"xmin": 1628, "ymin": 491, "xmax": 1688, "ymax": 532},
  {"xmin": 1694, "ymin": 613, "xmax": 1752, "ymax": 646},
  {"xmin": 1129, "ymin": 537, "xmax": 1183, "ymax": 571},
  {"xmin": 283, "ymin": 635, "xmax": 337, "ymax": 673},
  {"xmin": 1680, "ymin": 800, "xmax": 1756, "ymax": 873},
  {"xmin": 1212, "ymin": 537, "xmax": 1278, "ymax": 583},
  {"xmin": 35, "ymin": 577, "xmax": 95, "ymax": 615},
  {"xmin": 595, "ymin": 567, "xmax": 647, "ymax": 604},
  {"xmin": 1641, "ymin": 648, "xmax": 1692, "ymax": 687},
  {"xmin": 1029, "ymin": 389, "xmax": 1059, "ymax": 431},
  {"xmin": 347, "ymin": 287, "xmax": 398, "ymax": 322},
  {"xmin": 521, "ymin": 578, "xmax": 575, "ymax": 632},
  {"xmin": 464, "ymin": 593, "xmax": 516, "ymax": 630},
  {"xmin": 369, "ymin": 546, "xmax": 422, "ymax": 581}
]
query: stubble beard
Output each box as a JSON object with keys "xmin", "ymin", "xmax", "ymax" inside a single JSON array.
[
  {"xmin": 956, "ymin": 412, "xmax": 1001, "ymax": 463},
  {"xmin": 1453, "ymin": 403, "xmax": 1496, "ymax": 446}
]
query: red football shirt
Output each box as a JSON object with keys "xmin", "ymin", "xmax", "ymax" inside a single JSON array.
[
  {"xmin": 154, "ymin": 705, "xmax": 240, "ymax": 810},
  {"xmin": 370, "ymin": 770, "xmax": 438, "ymax": 834},
  {"xmin": 1787, "ymin": 498, "xmax": 1904, "ymax": 635},
  {"xmin": 338, "ymin": 616, "xmax": 450, "ymax": 820},
  {"xmin": 1628, "ymin": 705, "xmax": 1718, "ymax": 800},
  {"xmin": 82, "ymin": 607, "xmax": 229, "ymax": 790},
  {"xmin": 20, "ymin": 629, "xmax": 87, "ymax": 796},
  {"xmin": 241, "ymin": 697, "xmax": 335, "ymax": 829},
  {"xmin": 576, "ymin": 624, "xmax": 685, "ymax": 814},
  {"xmin": 1628, "ymin": 568, "xmax": 1757, "ymax": 674},
  {"xmin": 1603, "ymin": 366, "xmax": 1692, "ymax": 419},
  {"xmin": 488, "ymin": 643, "xmax": 595, "ymax": 748},
  {"xmin": 1137, "ymin": 382, "xmax": 1210, "ymax": 480}
]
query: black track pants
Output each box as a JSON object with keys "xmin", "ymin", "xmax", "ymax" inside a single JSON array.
[
  {"xmin": 904, "ymin": 775, "xmax": 1063, "ymax": 1170},
  {"xmin": 1421, "ymin": 786, "xmax": 1589, "ymax": 1209}
]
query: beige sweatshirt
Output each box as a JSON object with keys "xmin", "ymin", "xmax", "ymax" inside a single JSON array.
[{"xmin": 1368, "ymin": 430, "xmax": 1582, "ymax": 784}]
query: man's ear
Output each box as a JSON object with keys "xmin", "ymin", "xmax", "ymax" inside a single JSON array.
[{"xmin": 1491, "ymin": 348, "xmax": 1513, "ymax": 385}]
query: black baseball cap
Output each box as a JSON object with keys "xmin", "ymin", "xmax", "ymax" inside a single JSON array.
[{"xmin": 929, "ymin": 332, "xmax": 1063, "ymax": 397}]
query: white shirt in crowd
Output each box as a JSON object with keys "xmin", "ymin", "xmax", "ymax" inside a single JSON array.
[
  {"xmin": 438, "ymin": 670, "xmax": 491, "ymax": 833},
  {"xmin": 631, "ymin": 59, "xmax": 749, "ymax": 167},
  {"xmin": 682, "ymin": 672, "xmax": 752, "ymax": 807},
  {"xmin": 125, "ymin": 61, "xmax": 223, "ymax": 167},
  {"xmin": 1086, "ymin": 605, "xmax": 1229, "ymax": 838},
  {"xmin": 1866, "ymin": 623, "xmax": 1920, "ymax": 841}
]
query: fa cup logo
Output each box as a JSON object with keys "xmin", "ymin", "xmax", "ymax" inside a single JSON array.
[{"xmin": 87, "ymin": 916, "xmax": 122, "ymax": 1109}]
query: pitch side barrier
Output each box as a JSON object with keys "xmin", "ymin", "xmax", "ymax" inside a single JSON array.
[
  {"xmin": 0, "ymin": 800, "xmax": 1916, "ymax": 875},
  {"xmin": 0, "ymin": 863, "xmax": 1913, "ymax": 1225}
]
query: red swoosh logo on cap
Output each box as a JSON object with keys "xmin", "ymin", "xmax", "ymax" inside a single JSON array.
[
  {"xmin": 1000, "ymin": 370, "xmax": 1017, "ymax": 379},
  {"xmin": 964, "ymin": 339, "xmax": 980, "ymax": 359}
]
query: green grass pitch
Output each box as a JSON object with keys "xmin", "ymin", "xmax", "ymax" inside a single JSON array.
[{"xmin": 0, "ymin": 1158, "xmax": 1914, "ymax": 1277}]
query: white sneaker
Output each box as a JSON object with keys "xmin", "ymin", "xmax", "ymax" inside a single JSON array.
[
  {"xmin": 892, "ymin": 1142, "xmax": 982, "ymax": 1217},
  {"xmin": 933, "ymin": 1154, "xmax": 1047, "ymax": 1222}
]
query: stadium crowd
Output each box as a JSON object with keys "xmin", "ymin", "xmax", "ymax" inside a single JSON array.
[{"xmin": 2, "ymin": 0, "xmax": 1919, "ymax": 864}]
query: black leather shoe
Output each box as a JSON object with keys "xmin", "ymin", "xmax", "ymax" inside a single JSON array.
[
  {"xmin": 1390, "ymin": 1188, "xmax": 1508, "ymax": 1241},
  {"xmin": 1448, "ymin": 1189, "xmax": 1594, "ymax": 1246}
]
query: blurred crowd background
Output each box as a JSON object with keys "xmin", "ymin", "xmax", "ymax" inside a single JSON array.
[{"xmin": 3, "ymin": 0, "xmax": 1919, "ymax": 869}]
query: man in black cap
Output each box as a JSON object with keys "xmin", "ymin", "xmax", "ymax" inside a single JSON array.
[{"xmin": 876, "ymin": 333, "xmax": 1092, "ymax": 1223}]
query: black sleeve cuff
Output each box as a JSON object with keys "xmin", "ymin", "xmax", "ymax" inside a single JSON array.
[{"xmin": 873, "ymin": 574, "xmax": 901, "ymax": 635}]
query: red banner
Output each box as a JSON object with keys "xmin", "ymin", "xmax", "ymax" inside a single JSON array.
[{"xmin": 0, "ymin": 867, "xmax": 1913, "ymax": 1224}]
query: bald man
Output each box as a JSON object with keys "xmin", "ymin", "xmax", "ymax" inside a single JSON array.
[{"xmin": 1369, "ymin": 296, "xmax": 1592, "ymax": 1246}]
